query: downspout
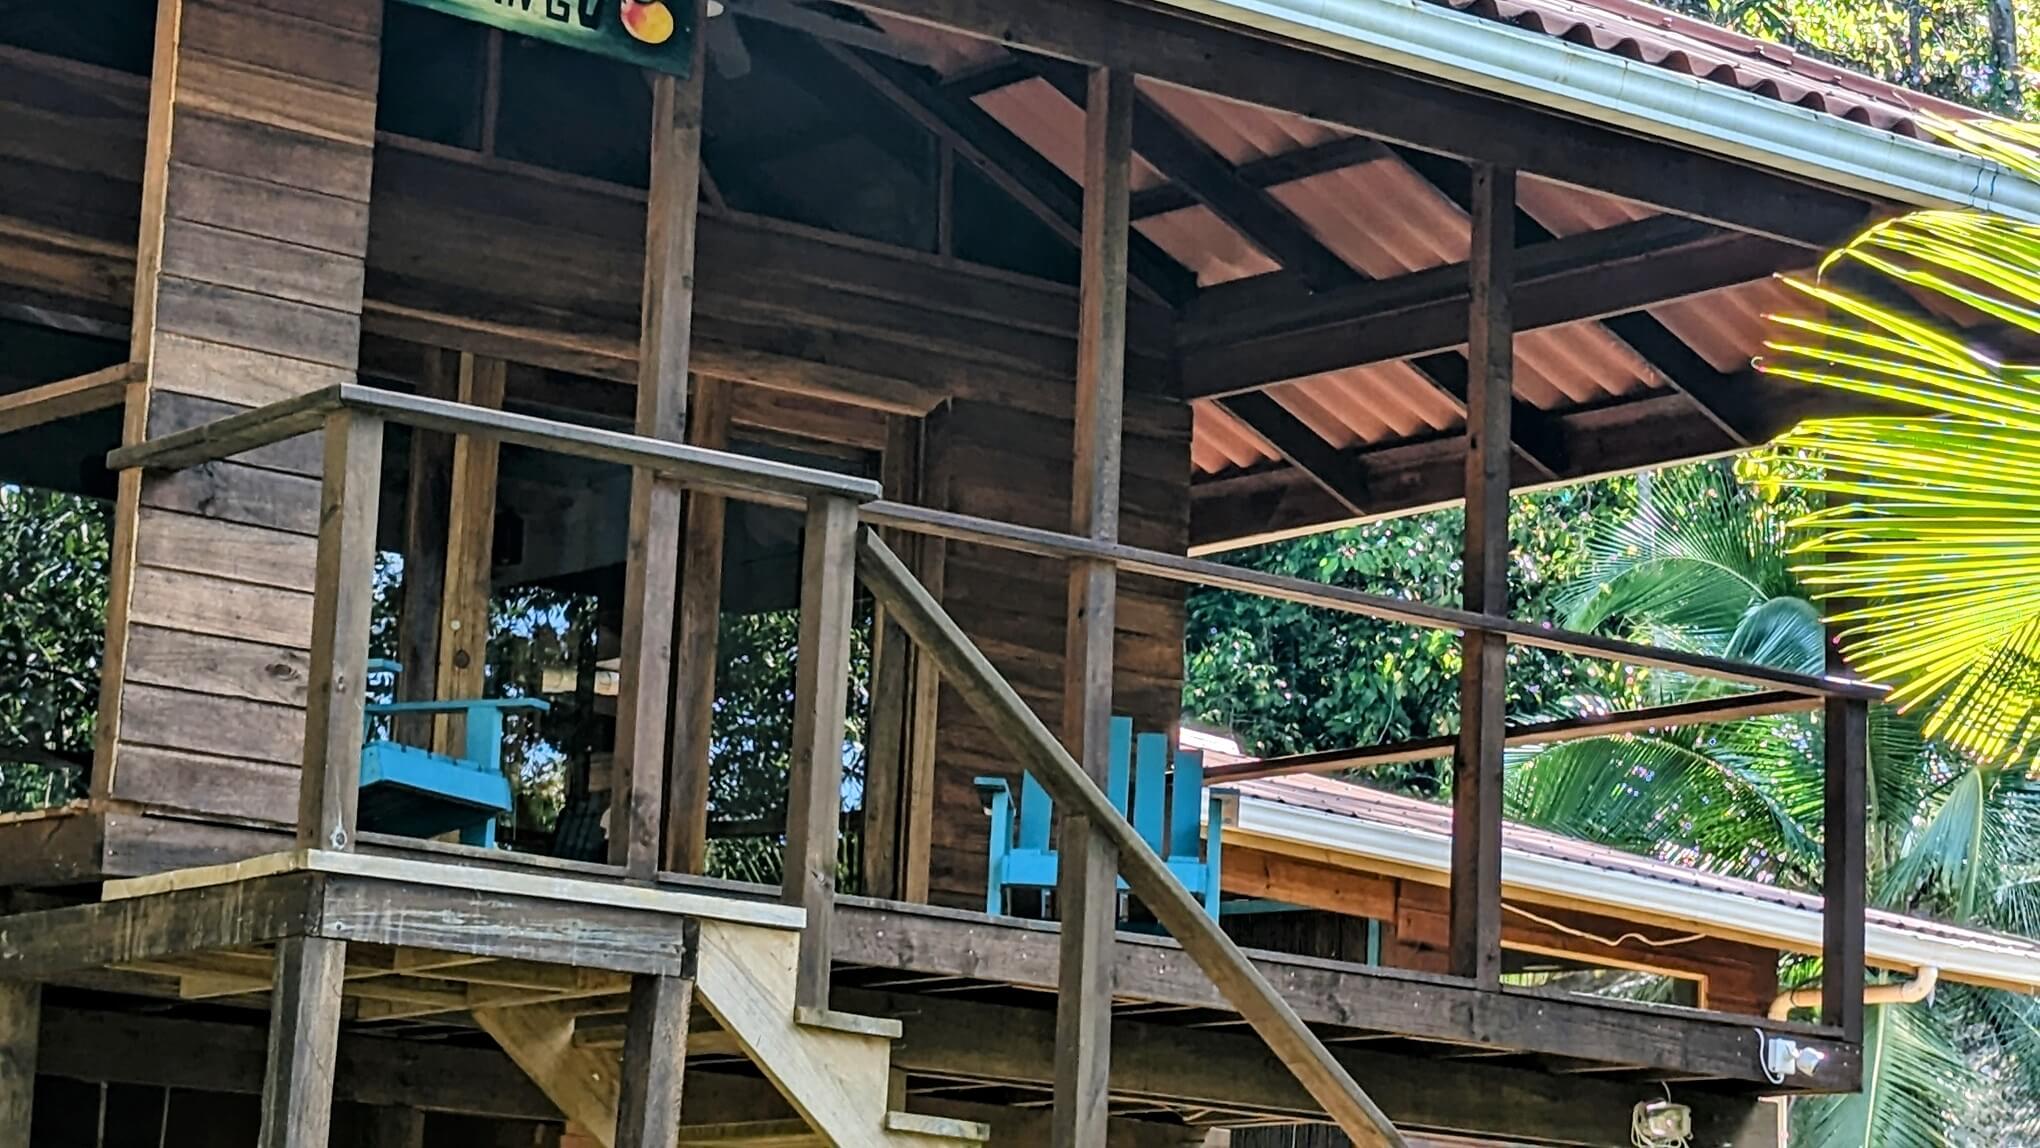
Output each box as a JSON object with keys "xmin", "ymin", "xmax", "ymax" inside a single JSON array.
[{"xmin": 1767, "ymin": 965, "xmax": 1939, "ymax": 1021}]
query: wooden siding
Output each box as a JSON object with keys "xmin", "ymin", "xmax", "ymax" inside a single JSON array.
[
  {"xmin": 922, "ymin": 394, "xmax": 1193, "ymax": 908},
  {"xmin": 95, "ymin": 0, "xmax": 383, "ymax": 825}
]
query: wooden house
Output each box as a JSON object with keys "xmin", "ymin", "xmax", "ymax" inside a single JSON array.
[{"xmin": 0, "ymin": 0, "xmax": 2030, "ymax": 1143}]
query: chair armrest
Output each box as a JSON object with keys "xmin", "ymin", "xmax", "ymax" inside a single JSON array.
[{"xmin": 973, "ymin": 775, "xmax": 1011, "ymax": 814}]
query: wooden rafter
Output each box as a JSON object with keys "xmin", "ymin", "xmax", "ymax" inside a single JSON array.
[
  {"xmin": 1042, "ymin": 64, "xmax": 1570, "ymax": 485},
  {"xmin": 837, "ymin": 0, "xmax": 1875, "ymax": 247},
  {"xmin": 1389, "ymin": 146, "xmax": 1766, "ymax": 447},
  {"xmin": 1182, "ymin": 215, "xmax": 1801, "ymax": 398},
  {"xmin": 814, "ymin": 42, "xmax": 1197, "ymax": 306}
]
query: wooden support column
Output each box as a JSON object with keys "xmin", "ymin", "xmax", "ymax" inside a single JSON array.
[
  {"xmin": 258, "ymin": 935, "xmax": 347, "ymax": 1148},
  {"xmin": 612, "ymin": 27, "xmax": 707, "ymax": 879},
  {"xmin": 1448, "ymin": 165, "xmax": 1513, "ymax": 990},
  {"xmin": 395, "ymin": 349, "xmax": 457, "ymax": 748},
  {"xmin": 665, "ymin": 376, "xmax": 731, "ymax": 875},
  {"xmin": 433, "ymin": 353, "xmax": 508, "ymax": 755},
  {"xmin": 1823, "ymin": 696, "xmax": 1868, "ymax": 1040},
  {"xmin": 301, "ymin": 410, "xmax": 385, "ymax": 852},
  {"xmin": 862, "ymin": 415, "xmax": 920, "ymax": 900},
  {"xmin": 782, "ymin": 495, "xmax": 861, "ymax": 1011},
  {"xmin": 1054, "ymin": 65, "xmax": 1134, "ymax": 1148},
  {"xmin": 615, "ymin": 974, "xmax": 694, "ymax": 1148},
  {"xmin": 0, "ymin": 981, "xmax": 38, "ymax": 1148}
]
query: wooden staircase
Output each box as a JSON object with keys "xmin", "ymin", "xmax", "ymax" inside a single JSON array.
[{"xmin": 478, "ymin": 917, "xmax": 989, "ymax": 1148}]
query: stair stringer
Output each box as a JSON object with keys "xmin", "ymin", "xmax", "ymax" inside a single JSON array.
[{"xmin": 693, "ymin": 918, "xmax": 983, "ymax": 1148}]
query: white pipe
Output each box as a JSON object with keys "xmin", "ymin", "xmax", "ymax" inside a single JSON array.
[
  {"xmin": 1768, "ymin": 965, "xmax": 1939, "ymax": 1020},
  {"xmin": 1150, "ymin": 0, "xmax": 2040, "ymax": 221}
]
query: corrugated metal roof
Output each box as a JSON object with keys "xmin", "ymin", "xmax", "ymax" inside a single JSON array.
[
  {"xmin": 868, "ymin": 0, "xmax": 1970, "ymax": 486},
  {"xmin": 1434, "ymin": 0, "xmax": 1978, "ymax": 137},
  {"xmin": 1221, "ymin": 769, "xmax": 2040, "ymax": 986}
]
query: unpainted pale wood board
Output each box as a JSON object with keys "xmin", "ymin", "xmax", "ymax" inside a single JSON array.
[
  {"xmin": 298, "ymin": 409, "xmax": 381, "ymax": 850},
  {"xmin": 0, "ymin": 362, "xmax": 133, "ymax": 435},
  {"xmin": 475, "ymin": 999, "xmax": 621, "ymax": 1148},
  {"xmin": 782, "ymin": 497, "xmax": 860, "ymax": 1010}
]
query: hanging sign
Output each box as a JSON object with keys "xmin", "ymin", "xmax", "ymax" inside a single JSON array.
[{"xmin": 395, "ymin": 0, "xmax": 695, "ymax": 76}]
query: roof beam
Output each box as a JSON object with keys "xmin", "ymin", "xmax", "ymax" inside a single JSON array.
[
  {"xmin": 1131, "ymin": 135, "xmax": 1390, "ymax": 220},
  {"xmin": 808, "ymin": 41, "xmax": 1199, "ymax": 306},
  {"xmin": 836, "ymin": 0, "xmax": 1875, "ymax": 247},
  {"xmin": 1389, "ymin": 146, "xmax": 1767, "ymax": 446},
  {"xmin": 1180, "ymin": 215, "xmax": 1804, "ymax": 399},
  {"xmin": 1039, "ymin": 61, "xmax": 1567, "ymax": 480},
  {"xmin": 1216, "ymin": 392, "xmax": 1370, "ymax": 514}
]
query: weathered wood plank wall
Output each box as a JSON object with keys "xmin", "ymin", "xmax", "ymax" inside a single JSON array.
[
  {"xmin": 93, "ymin": 0, "xmax": 384, "ymax": 841},
  {"xmin": 920, "ymin": 395, "xmax": 1192, "ymax": 907}
]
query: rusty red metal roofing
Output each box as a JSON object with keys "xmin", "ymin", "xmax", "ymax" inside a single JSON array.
[
  {"xmin": 1225, "ymin": 771, "xmax": 2040, "ymax": 971},
  {"xmin": 1433, "ymin": 0, "xmax": 1982, "ymax": 136},
  {"xmin": 870, "ymin": 1, "xmax": 1974, "ymax": 486}
]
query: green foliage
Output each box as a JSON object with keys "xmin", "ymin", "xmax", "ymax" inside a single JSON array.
[
  {"xmin": 1181, "ymin": 480, "xmax": 1639, "ymax": 791},
  {"xmin": 0, "ymin": 487, "xmax": 106, "ymax": 812},
  {"xmin": 1502, "ymin": 466, "xmax": 2040, "ymax": 1142},
  {"xmin": 1665, "ymin": 0, "xmax": 2032, "ymax": 115}
]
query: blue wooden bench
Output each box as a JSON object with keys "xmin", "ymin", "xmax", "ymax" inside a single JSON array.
[
  {"xmin": 358, "ymin": 660, "xmax": 548, "ymax": 848},
  {"xmin": 976, "ymin": 716, "xmax": 1229, "ymax": 918}
]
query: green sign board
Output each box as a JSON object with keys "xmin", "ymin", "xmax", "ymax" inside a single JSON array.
[{"xmin": 396, "ymin": 0, "xmax": 696, "ymax": 76}]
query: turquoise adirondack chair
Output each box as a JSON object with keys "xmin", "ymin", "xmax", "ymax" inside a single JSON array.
[
  {"xmin": 976, "ymin": 716, "xmax": 1229, "ymax": 918},
  {"xmin": 357, "ymin": 660, "xmax": 548, "ymax": 848}
]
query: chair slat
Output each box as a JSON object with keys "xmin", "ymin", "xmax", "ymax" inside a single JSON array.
[
  {"xmin": 1106, "ymin": 716, "xmax": 1133, "ymax": 816},
  {"xmin": 1169, "ymin": 748, "xmax": 1206, "ymax": 858},
  {"xmin": 1133, "ymin": 731, "xmax": 1168, "ymax": 852},
  {"xmin": 1018, "ymin": 770, "xmax": 1052, "ymax": 850}
]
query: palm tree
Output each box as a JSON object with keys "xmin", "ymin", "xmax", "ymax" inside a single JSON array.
[{"xmin": 1505, "ymin": 461, "xmax": 2040, "ymax": 1145}]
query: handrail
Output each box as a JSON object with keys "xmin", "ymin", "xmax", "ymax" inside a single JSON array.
[
  {"xmin": 856, "ymin": 529, "xmax": 1406, "ymax": 1148},
  {"xmin": 860, "ymin": 499, "xmax": 1885, "ymax": 701},
  {"xmin": 106, "ymin": 383, "xmax": 882, "ymax": 507},
  {"xmin": 1207, "ymin": 690, "xmax": 1820, "ymax": 783}
]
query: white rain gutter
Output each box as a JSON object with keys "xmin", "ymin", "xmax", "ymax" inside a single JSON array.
[
  {"xmin": 1228, "ymin": 796, "xmax": 2040, "ymax": 993},
  {"xmin": 1151, "ymin": 0, "xmax": 2040, "ymax": 221}
]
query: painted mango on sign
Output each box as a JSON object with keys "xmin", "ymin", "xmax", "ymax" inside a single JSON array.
[{"xmin": 394, "ymin": 0, "xmax": 695, "ymax": 75}]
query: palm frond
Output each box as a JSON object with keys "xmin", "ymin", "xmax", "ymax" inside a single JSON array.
[
  {"xmin": 1793, "ymin": 1000, "xmax": 1972, "ymax": 1148},
  {"xmin": 1757, "ymin": 119, "xmax": 2040, "ymax": 768}
]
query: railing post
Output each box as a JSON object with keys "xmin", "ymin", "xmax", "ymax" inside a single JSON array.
[
  {"xmin": 300, "ymin": 409, "xmax": 384, "ymax": 853},
  {"xmin": 1822, "ymin": 695, "xmax": 1868, "ymax": 1039},
  {"xmin": 783, "ymin": 494, "xmax": 861, "ymax": 1012},
  {"xmin": 1449, "ymin": 164, "xmax": 1514, "ymax": 990}
]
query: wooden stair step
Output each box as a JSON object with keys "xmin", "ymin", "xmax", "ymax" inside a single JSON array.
[
  {"xmin": 793, "ymin": 1005, "xmax": 904, "ymax": 1041},
  {"xmin": 886, "ymin": 1111, "xmax": 992, "ymax": 1143},
  {"xmin": 677, "ymin": 1119, "xmax": 821, "ymax": 1146}
]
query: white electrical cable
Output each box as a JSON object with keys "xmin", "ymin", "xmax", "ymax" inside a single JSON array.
[{"xmin": 1755, "ymin": 1027, "xmax": 1788, "ymax": 1086}]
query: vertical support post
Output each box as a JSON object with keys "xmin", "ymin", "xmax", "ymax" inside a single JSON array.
[
  {"xmin": 1823, "ymin": 695, "xmax": 1868, "ymax": 1039},
  {"xmin": 1053, "ymin": 64, "xmax": 1134, "ymax": 1148},
  {"xmin": 862, "ymin": 415, "xmax": 920, "ymax": 900},
  {"xmin": 0, "ymin": 981, "xmax": 39, "ymax": 1148},
  {"xmin": 301, "ymin": 410, "xmax": 385, "ymax": 852},
  {"xmin": 1448, "ymin": 164, "xmax": 1514, "ymax": 990},
  {"xmin": 615, "ymin": 974, "xmax": 694, "ymax": 1148},
  {"xmin": 665, "ymin": 376, "xmax": 731, "ymax": 875},
  {"xmin": 395, "ymin": 349, "xmax": 456, "ymax": 748},
  {"xmin": 258, "ymin": 935, "xmax": 347, "ymax": 1148},
  {"xmin": 612, "ymin": 20, "xmax": 707, "ymax": 879},
  {"xmin": 433, "ymin": 353, "xmax": 507, "ymax": 756},
  {"xmin": 783, "ymin": 495, "xmax": 861, "ymax": 1012}
]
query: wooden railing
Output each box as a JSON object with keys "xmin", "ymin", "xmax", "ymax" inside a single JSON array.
[{"xmin": 111, "ymin": 386, "xmax": 1881, "ymax": 1143}]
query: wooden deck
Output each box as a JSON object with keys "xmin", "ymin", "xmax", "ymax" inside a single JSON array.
[{"xmin": 0, "ymin": 839, "xmax": 1838, "ymax": 1145}]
